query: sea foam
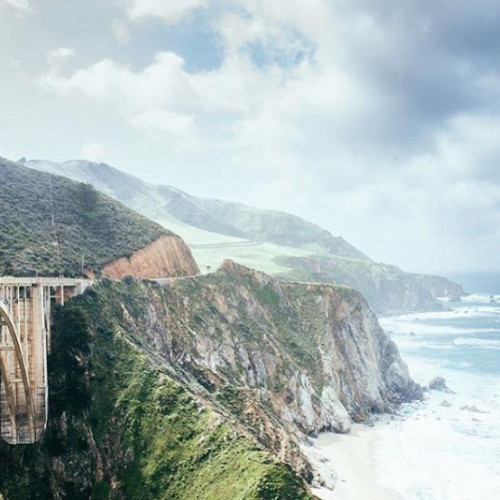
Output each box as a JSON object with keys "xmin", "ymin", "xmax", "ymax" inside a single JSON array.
[{"xmin": 376, "ymin": 298, "xmax": 500, "ymax": 499}]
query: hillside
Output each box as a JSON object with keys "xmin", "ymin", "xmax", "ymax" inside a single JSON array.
[
  {"xmin": 24, "ymin": 159, "xmax": 464, "ymax": 313},
  {"xmin": 0, "ymin": 157, "xmax": 198, "ymax": 278},
  {"xmin": 24, "ymin": 159, "xmax": 368, "ymax": 260},
  {"xmin": 0, "ymin": 262, "xmax": 420, "ymax": 499}
]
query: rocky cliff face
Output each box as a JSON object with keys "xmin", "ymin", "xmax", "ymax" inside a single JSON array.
[
  {"xmin": 101, "ymin": 235, "xmax": 200, "ymax": 279},
  {"xmin": 412, "ymin": 273, "xmax": 465, "ymax": 299},
  {"xmin": 154, "ymin": 261, "xmax": 420, "ymax": 438},
  {"xmin": 0, "ymin": 262, "xmax": 420, "ymax": 499},
  {"xmin": 276, "ymin": 254, "xmax": 448, "ymax": 314}
]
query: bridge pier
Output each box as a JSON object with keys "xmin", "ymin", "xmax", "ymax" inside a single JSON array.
[{"xmin": 0, "ymin": 278, "xmax": 90, "ymax": 444}]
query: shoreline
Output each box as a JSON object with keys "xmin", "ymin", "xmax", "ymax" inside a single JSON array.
[{"xmin": 303, "ymin": 423, "xmax": 403, "ymax": 500}]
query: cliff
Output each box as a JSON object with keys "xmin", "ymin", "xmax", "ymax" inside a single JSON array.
[
  {"xmin": 412, "ymin": 273, "xmax": 465, "ymax": 299},
  {"xmin": 276, "ymin": 254, "xmax": 446, "ymax": 314},
  {"xmin": 0, "ymin": 289, "xmax": 313, "ymax": 500},
  {"xmin": 0, "ymin": 262, "xmax": 420, "ymax": 499},
  {"xmin": 101, "ymin": 235, "xmax": 199, "ymax": 279},
  {"xmin": 161, "ymin": 260, "xmax": 421, "ymax": 437}
]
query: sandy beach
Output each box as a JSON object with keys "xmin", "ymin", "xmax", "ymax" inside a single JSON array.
[{"xmin": 303, "ymin": 423, "xmax": 403, "ymax": 500}]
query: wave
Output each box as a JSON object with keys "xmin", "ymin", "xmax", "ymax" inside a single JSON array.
[
  {"xmin": 382, "ymin": 320, "xmax": 500, "ymax": 337},
  {"xmin": 453, "ymin": 337, "xmax": 500, "ymax": 349},
  {"xmin": 374, "ymin": 385, "xmax": 500, "ymax": 500},
  {"xmin": 462, "ymin": 293, "xmax": 500, "ymax": 304},
  {"xmin": 384, "ymin": 306, "xmax": 500, "ymax": 324}
]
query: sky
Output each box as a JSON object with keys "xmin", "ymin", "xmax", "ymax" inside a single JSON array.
[{"xmin": 1, "ymin": 0, "xmax": 500, "ymax": 274}]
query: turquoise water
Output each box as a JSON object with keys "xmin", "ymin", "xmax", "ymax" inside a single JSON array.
[
  {"xmin": 393, "ymin": 298, "xmax": 500, "ymax": 376},
  {"xmin": 377, "ymin": 287, "xmax": 500, "ymax": 499}
]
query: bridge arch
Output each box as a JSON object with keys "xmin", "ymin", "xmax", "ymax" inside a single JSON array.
[
  {"xmin": 0, "ymin": 300, "xmax": 36, "ymax": 443},
  {"xmin": 0, "ymin": 278, "xmax": 91, "ymax": 444}
]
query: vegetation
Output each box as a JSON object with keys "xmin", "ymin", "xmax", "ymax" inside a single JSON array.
[
  {"xmin": 0, "ymin": 157, "xmax": 169, "ymax": 277},
  {"xmin": 0, "ymin": 279, "xmax": 315, "ymax": 500}
]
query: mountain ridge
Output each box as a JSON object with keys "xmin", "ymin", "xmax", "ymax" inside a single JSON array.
[
  {"xmin": 22, "ymin": 158, "xmax": 464, "ymax": 313},
  {"xmin": 23, "ymin": 159, "xmax": 368, "ymax": 261}
]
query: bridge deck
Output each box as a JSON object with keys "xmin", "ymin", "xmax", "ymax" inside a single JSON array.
[{"xmin": 0, "ymin": 277, "xmax": 90, "ymax": 286}]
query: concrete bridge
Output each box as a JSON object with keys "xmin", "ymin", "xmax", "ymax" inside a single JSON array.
[{"xmin": 0, "ymin": 277, "xmax": 91, "ymax": 445}]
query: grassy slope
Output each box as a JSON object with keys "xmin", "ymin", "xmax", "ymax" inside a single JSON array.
[
  {"xmin": 0, "ymin": 158, "xmax": 169, "ymax": 277},
  {"xmin": 0, "ymin": 281, "xmax": 314, "ymax": 500}
]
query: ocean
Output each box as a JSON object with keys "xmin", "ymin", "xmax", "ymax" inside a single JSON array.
[{"xmin": 377, "ymin": 275, "xmax": 500, "ymax": 500}]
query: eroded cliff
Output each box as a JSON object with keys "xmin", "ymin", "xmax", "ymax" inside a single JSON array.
[
  {"xmin": 153, "ymin": 260, "xmax": 420, "ymax": 439},
  {"xmin": 0, "ymin": 261, "xmax": 420, "ymax": 499},
  {"xmin": 101, "ymin": 234, "xmax": 200, "ymax": 279}
]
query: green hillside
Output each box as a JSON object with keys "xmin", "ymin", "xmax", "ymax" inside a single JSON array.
[
  {"xmin": 0, "ymin": 263, "xmax": 419, "ymax": 498},
  {"xmin": 0, "ymin": 157, "xmax": 169, "ymax": 277},
  {"xmin": 0, "ymin": 278, "xmax": 314, "ymax": 500}
]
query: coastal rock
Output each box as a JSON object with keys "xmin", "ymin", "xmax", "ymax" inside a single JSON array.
[
  {"xmin": 459, "ymin": 405, "xmax": 489, "ymax": 414},
  {"xmin": 429, "ymin": 376, "xmax": 453, "ymax": 393},
  {"xmin": 276, "ymin": 255, "xmax": 446, "ymax": 315},
  {"xmin": 413, "ymin": 275, "xmax": 466, "ymax": 301}
]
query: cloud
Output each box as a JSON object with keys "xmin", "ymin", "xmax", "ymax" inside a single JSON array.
[
  {"xmin": 47, "ymin": 47, "xmax": 76, "ymax": 68},
  {"xmin": 111, "ymin": 18, "xmax": 131, "ymax": 45},
  {"xmin": 39, "ymin": 52, "xmax": 202, "ymax": 144},
  {"xmin": 130, "ymin": 109, "xmax": 199, "ymax": 146},
  {"xmin": 34, "ymin": 0, "xmax": 500, "ymax": 271},
  {"xmin": 38, "ymin": 1, "xmax": 500, "ymax": 172},
  {"xmin": 0, "ymin": 0, "xmax": 31, "ymax": 15},
  {"xmin": 125, "ymin": 0, "xmax": 210, "ymax": 23}
]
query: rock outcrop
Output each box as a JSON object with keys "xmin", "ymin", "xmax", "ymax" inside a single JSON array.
[{"xmin": 101, "ymin": 234, "xmax": 200, "ymax": 279}]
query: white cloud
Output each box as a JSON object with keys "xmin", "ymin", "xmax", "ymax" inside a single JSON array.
[
  {"xmin": 40, "ymin": 52, "xmax": 201, "ymax": 144},
  {"xmin": 130, "ymin": 109, "xmax": 199, "ymax": 147},
  {"xmin": 34, "ymin": 0, "xmax": 500, "ymax": 271},
  {"xmin": 126, "ymin": 0, "xmax": 210, "ymax": 23},
  {"xmin": 1, "ymin": 0, "xmax": 31, "ymax": 15}
]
